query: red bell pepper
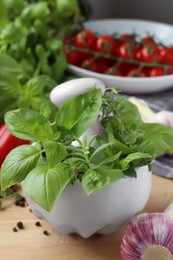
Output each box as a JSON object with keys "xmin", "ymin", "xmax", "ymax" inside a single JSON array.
[{"xmin": 0, "ymin": 124, "xmax": 30, "ymax": 167}]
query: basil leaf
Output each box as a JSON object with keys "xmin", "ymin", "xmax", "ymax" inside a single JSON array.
[
  {"xmin": 102, "ymin": 97, "xmax": 144, "ymax": 145},
  {"xmin": 31, "ymin": 2, "xmax": 50, "ymax": 19},
  {"xmin": 44, "ymin": 141, "xmax": 67, "ymax": 167},
  {"xmin": 113, "ymin": 97, "xmax": 143, "ymax": 126},
  {"xmin": 0, "ymin": 54, "xmax": 23, "ymax": 75},
  {"xmin": 0, "ymin": 1, "xmax": 8, "ymax": 30},
  {"xmin": 120, "ymin": 152, "xmax": 152, "ymax": 170},
  {"xmin": 56, "ymin": 88, "xmax": 102, "ymax": 138},
  {"xmin": 22, "ymin": 164, "xmax": 74, "ymax": 211},
  {"xmin": 51, "ymin": 46, "xmax": 66, "ymax": 82},
  {"xmin": 5, "ymin": 108, "xmax": 54, "ymax": 141},
  {"xmin": 40, "ymin": 100, "xmax": 56, "ymax": 120},
  {"xmin": 141, "ymin": 123, "xmax": 173, "ymax": 156},
  {"xmin": 82, "ymin": 167, "xmax": 124, "ymax": 195},
  {"xmin": 90, "ymin": 142, "xmax": 115, "ymax": 162},
  {"xmin": 25, "ymin": 75, "xmax": 56, "ymax": 94},
  {"xmin": 98, "ymin": 151, "xmax": 122, "ymax": 166},
  {"xmin": 56, "ymin": 0, "xmax": 79, "ymax": 17},
  {"xmin": 1, "ymin": 145, "xmax": 41, "ymax": 190}
]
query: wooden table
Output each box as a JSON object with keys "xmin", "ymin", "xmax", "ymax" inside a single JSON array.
[{"xmin": 0, "ymin": 174, "xmax": 173, "ymax": 260}]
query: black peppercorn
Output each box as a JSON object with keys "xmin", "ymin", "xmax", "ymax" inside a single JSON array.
[
  {"xmin": 12, "ymin": 227, "xmax": 18, "ymax": 232},
  {"xmin": 43, "ymin": 230, "xmax": 50, "ymax": 236},
  {"xmin": 16, "ymin": 221, "xmax": 24, "ymax": 229},
  {"xmin": 35, "ymin": 221, "xmax": 41, "ymax": 227}
]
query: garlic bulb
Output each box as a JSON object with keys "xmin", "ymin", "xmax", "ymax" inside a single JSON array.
[{"xmin": 120, "ymin": 213, "xmax": 173, "ymax": 260}]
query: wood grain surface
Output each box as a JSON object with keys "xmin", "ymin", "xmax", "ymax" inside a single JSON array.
[{"xmin": 0, "ymin": 174, "xmax": 173, "ymax": 260}]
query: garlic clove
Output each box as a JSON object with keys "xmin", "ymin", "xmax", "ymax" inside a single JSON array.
[
  {"xmin": 153, "ymin": 111, "xmax": 173, "ymax": 128},
  {"xmin": 164, "ymin": 201, "xmax": 173, "ymax": 220},
  {"xmin": 120, "ymin": 212, "xmax": 173, "ymax": 260}
]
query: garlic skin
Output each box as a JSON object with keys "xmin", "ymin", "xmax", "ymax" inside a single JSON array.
[
  {"xmin": 120, "ymin": 213, "xmax": 173, "ymax": 260},
  {"xmin": 154, "ymin": 111, "xmax": 173, "ymax": 128}
]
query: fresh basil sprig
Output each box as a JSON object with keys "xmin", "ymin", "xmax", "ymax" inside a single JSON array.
[{"xmin": 1, "ymin": 88, "xmax": 173, "ymax": 211}]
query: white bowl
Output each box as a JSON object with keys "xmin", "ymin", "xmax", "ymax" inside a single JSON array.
[
  {"xmin": 24, "ymin": 166, "xmax": 152, "ymax": 238},
  {"xmin": 68, "ymin": 19, "xmax": 173, "ymax": 94}
]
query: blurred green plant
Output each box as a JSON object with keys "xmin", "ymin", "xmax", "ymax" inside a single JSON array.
[{"xmin": 0, "ymin": 0, "xmax": 90, "ymax": 122}]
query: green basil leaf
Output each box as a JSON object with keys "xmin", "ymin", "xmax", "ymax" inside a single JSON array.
[
  {"xmin": 0, "ymin": 71, "xmax": 22, "ymax": 94},
  {"xmin": 56, "ymin": 88, "xmax": 102, "ymax": 138},
  {"xmin": 0, "ymin": 145, "xmax": 41, "ymax": 190},
  {"xmin": 25, "ymin": 75, "xmax": 56, "ymax": 94},
  {"xmin": 5, "ymin": 108, "xmax": 54, "ymax": 141},
  {"xmin": 51, "ymin": 47, "xmax": 66, "ymax": 82},
  {"xmin": 102, "ymin": 97, "xmax": 144, "ymax": 145},
  {"xmin": 56, "ymin": 0, "xmax": 79, "ymax": 17},
  {"xmin": 120, "ymin": 152, "xmax": 152, "ymax": 170},
  {"xmin": 82, "ymin": 167, "xmax": 124, "ymax": 195},
  {"xmin": 44, "ymin": 141, "xmax": 67, "ymax": 167},
  {"xmin": 22, "ymin": 164, "xmax": 74, "ymax": 211},
  {"xmin": 0, "ymin": 54, "xmax": 23, "ymax": 75},
  {"xmin": 31, "ymin": 2, "xmax": 50, "ymax": 19},
  {"xmin": 141, "ymin": 123, "xmax": 173, "ymax": 156},
  {"xmin": 40, "ymin": 100, "xmax": 56, "ymax": 120},
  {"xmin": 0, "ymin": 1, "xmax": 8, "ymax": 30},
  {"xmin": 90, "ymin": 142, "xmax": 115, "ymax": 162},
  {"xmin": 98, "ymin": 151, "xmax": 122, "ymax": 166},
  {"xmin": 112, "ymin": 97, "xmax": 143, "ymax": 126}
]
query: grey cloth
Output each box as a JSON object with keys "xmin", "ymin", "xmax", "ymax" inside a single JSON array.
[{"xmin": 124, "ymin": 87, "xmax": 173, "ymax": 179}]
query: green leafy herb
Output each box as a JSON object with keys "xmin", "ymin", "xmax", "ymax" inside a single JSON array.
[
  {"xmin": 1, "ymin": 145, "xmax": 41, "ymax": 190},
  {"xmin": 0, "ymin": 0, "xmax": 89, "ymax": 122},
  {"xmin": 22, "ymin": 164, "xmax": 74, "ymax": 211},
  {"xmin": 56, "ymin": 88, "xmax": 102, "ymax": 139},
  {"xmin": 1, "ymin": 88, "xmax": 173, "ymax": 211}
]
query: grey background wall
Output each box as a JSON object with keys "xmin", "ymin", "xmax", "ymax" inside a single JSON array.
[{"xmin": 88, "ymin": 0, "xmax": 173, "ymax": 25}]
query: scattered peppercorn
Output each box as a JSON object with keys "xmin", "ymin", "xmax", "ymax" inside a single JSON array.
[
  {"xmin": 35, "ymin": 221, "xmax": 41, "ymax": 227},
  {"xmin": 16, "ymin": 221, "xmax": 24, "ymax": 229},
  {"xmin": 15, "ymin": 196, "xmax": 26, "ymax": 207},
  {"xmin": 12, "ymin": 227, "xmax": 18, "ymax": 232},
  {"xmin": 43, "ymin": 230, "xmax": 50, "ymax": 236}
]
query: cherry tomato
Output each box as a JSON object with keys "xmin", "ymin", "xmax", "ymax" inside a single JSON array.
[
  {"xmin": 147, "ymin": 67, "xmax": 165, "ymax": 77},
  {"xmin": 126, "ymin": 67, "xmax": 146, "ymax": 77},
  {"xmin": 117, "ymin": 62, "xmax": 133, "ymax": 76},
  {"xmin": 66, "ymin": 50, "xmax": 80, "ymax": 65},
  {"xmin": 105, "ymin": 66, "xmax": 122, "ymax": 76},
  {"xmin": 168, "ymin": 68, "xmax": 173, "ymax": 75},
  {"xmin": 96, "ymin": 35, "xmax": 115, "ymax": 54},
  {"xmin": 65, "ymin": 46, "xmax": 93, "ymax": 65},
  {"xmin": 96, "ymin": 59, "xmax": 110, "ymax": 73},
  {"xmin": 80, "ymin": 59, "xmax": 100, "ymax": 73},
  {"xmin": 75, "ymin": 30, "xmax": 96, "ymax": 50},
  {"xmin": 120, "ymin": 34, "xmax": 136, "ymax": 43},
  {"xmin": 157, "ymin": 46, "xmax": 173, "ymax": 65},
  {"xmin": 141, "ymin": 36, "xmax": 156, "ymax": 45},
  {"xmin": 115, "ymin": 42, "xmax": 134, "ymax": 60},
  {"xmin": 134, "ymin": 44, "xmax": 160, "ymax": 63}
]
